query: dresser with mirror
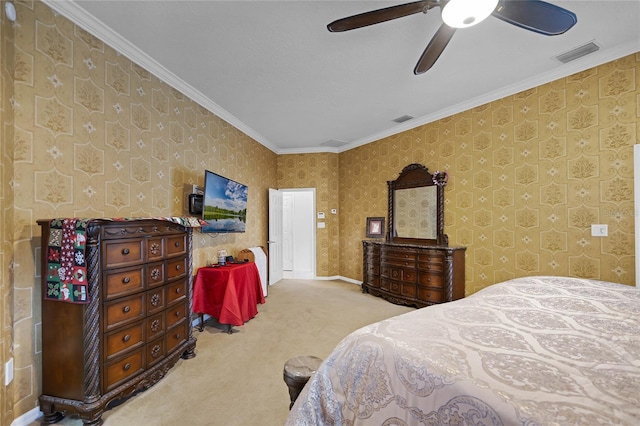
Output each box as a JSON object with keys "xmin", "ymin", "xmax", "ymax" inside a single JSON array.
[{"xmin": 362, "ymin": 163, "xmax": 466, "ymax": 307}]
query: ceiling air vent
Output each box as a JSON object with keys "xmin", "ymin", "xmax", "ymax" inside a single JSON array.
[
  {"xmin": 555, "ymin": 41, "xmax": 600, "ymax": 64},
  {"xmin": 393, "ymin": 115, "xmax": 414, "ymax": 123},
  {"xmin": 321, "ymin": 139, "xmax": 348, "ymax": 148}
]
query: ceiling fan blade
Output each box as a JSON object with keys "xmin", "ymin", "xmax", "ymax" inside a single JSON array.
[
  {"xmin": 414, "ymin": 24, "xmax": 456, "ymax": 75},
  {"xmin": 327, "ymin": 1, "xmax": 437, "ymax": 32},
  {"xmin": 492, "ymin": 0, "xmax": 577, "ymax": 35}
]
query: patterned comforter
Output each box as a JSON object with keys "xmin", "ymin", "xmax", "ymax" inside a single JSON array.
[{"xmin": 286, "ymin": 276, "xmax": 640, "ymax": 425}]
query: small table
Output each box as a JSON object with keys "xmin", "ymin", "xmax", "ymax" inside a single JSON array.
[{"xmin": 193, "ymin": 262, "xmax": 265, "ymax": 333}]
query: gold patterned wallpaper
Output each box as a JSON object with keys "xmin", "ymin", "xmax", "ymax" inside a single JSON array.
[
  {"xmin": 277, "ymin": 153, "xmax": 340, "ymax": 277},
  {"xmin": 1, "ymin": 2, "xmax": 17, "ymax": 423},
  {"xmin": 339, "ymin": 53, "xmax": 639, "ymax": 293},
  {"xmin": 1, "ymin": 1, "xmax": 639, "ymax": 424},
  {"xmin": 2, "ymin": 1, "xmax": 277, "ymax": 422}
]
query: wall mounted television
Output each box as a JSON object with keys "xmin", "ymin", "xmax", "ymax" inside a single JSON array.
[{"xmin": 201, "ymin": 170, "xmax": 248, "ymax": 233}]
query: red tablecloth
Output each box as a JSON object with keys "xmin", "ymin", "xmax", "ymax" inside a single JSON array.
[{"xmin": 192, "ymin": 262, "xmax": 265, "ymax": 326}]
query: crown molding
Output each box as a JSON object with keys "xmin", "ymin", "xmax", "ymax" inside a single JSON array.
[
  {"xmin": 43, "ymin": 0, "xmax": 280, "ymax": 154},
  {"xmin": 339, "ymin": 40, "xmax": 640, "ymax": 153}
]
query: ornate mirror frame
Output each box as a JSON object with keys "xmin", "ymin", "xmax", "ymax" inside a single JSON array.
[{"xmin": 387, "ymin": 163, "xmax": 448, "ymax": 246}]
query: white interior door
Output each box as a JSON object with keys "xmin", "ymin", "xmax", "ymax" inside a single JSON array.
[
  {"xmin": 268, "ymin": 188, "xmax": 283, "ymax": 285},
  {"xmin": 281, "ymin": 189, "xmax": 316, "ymax": 279},
  {"xmin": 282, "ymin": 193, "xmax": 294, "ymax": 271}
]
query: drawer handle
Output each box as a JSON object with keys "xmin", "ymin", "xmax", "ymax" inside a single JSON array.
[
  {"xmin": 175, "ymin": 287, "xmax": 182, "ymax": 294},
  {"xmin": 151, "ymin": 294, "xmax": 161, "ymax": 306},
  {"xmin": 174, "ymin": 241, "xmax": 180, "ymax": 247},
  {"xmin": 175, "ymin": 310, "xmax": 181, "ymax": 317},
  {"xmin": 427, "ymin": 265, "xmax": 431, "ymax": 270},
  {"xmin": 175, "ymin": 333, "xmax": 181, "ymax": 339},
  {"xmin": 124, "ymin": 363, "xmax": 131, "ymax": 371},
  {"xmin": 175, "ymin": 264, "xmax": 182, "ymax": 271},
  {"xmin": 152, "ymin": 345, "xmax": 161, "ymax": 358},
  {"xmin": 122, "ymin": 248, "xmax": 130, "ymax": 255},
  {"xmin": 427, "ymin": 277, "xmax": 431, "ymax": 283},
  {"xmin": 122, "ymin": 277, "xmax": 130, "ymax": 284},
  {"xmin": 123, "ymin": 334, "xmax": 130, "ymax": 342},
  {"xmin": 123, "ymin": 305, "xmax": 131, "ymax": 313}
]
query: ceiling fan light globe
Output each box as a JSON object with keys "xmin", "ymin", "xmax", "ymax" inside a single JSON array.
[{"xmin": 441, "ymin": 0, "xmax": 499, "ymax": 28}]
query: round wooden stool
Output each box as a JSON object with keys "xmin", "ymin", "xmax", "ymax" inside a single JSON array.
[{"xmin": 283, "ymin": 355, "xmax": 323, "ymax": 409}]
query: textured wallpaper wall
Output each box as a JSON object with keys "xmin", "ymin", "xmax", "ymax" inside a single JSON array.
[
  {"xmin": 277, "ymin": 153, "xmax": 340, "ymax": 277},
  {"xmin": 2, "ymin": 1, "xmax": 639, "ymax": 424},
  {"xmin": 5, "ymin": 1, "xmax": 276, "ymax": 419},
  {"xmin": 1, "ymin": 4, "xmax": 17, "ymax": 424},
  {"xmin": 338, "ymin": 53, "xmax": 639, "ymax": 293}
]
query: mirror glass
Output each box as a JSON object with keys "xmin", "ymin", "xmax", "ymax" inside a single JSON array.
[
  {"xmin": 394, "ymin": 186, "xmax": 437, "ymax": 239},
  {"xmin": 388, "ymin": 163, "xmax": 447, "ymax": 246}
]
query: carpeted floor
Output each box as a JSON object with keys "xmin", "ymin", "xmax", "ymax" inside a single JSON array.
[{"xmin": 32, "ymin": 279, "xmax": 413, "ymax": 426}]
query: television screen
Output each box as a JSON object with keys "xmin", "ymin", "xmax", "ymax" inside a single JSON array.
[{"xmin": 201, "ymin": 170, "xmax": 248, "ymax": 233}]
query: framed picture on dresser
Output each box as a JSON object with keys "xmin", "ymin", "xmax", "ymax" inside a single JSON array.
[{"xmin": 366, "ymin": 217, "xmax": 385, "ymax": 238}]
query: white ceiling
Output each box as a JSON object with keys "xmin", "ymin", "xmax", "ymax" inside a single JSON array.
[{"xmin": 46, "ymin": 1, "xmax": 640, "ymax": 154}]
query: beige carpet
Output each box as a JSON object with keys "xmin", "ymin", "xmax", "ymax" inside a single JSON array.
[{"xmin": 33, "ymin": 279, "xmax": 413, "ymax": 426}]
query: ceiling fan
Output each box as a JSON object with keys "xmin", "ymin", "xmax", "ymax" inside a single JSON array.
[{"xmin": 327, "ymin": 0, "xmax": 577, "ymax": 75}]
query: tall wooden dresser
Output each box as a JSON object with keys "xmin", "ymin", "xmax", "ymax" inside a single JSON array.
[
  {"xmin": 363, "ymin": 241, "xmax": 465, "ymax": 308},
  {"xmin": 38, "ymin": 219, "xmax": 197, "ymax": 425}
]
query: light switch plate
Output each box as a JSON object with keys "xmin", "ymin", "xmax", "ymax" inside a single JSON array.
[
  {"xmin": 591, "ymin": 224, "xmax": 608, "ymax": 237},
  {"xmin": 5, "ymin": 358, "xmax": 13, "ymax": 386}
]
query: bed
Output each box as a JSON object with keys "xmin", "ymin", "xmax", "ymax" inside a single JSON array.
[{"xmin": 286, "ymin": 276, "xmax": 640, "ymax": 425}]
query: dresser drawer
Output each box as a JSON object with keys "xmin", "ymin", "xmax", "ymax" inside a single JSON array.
[
  {"xmin": 166, "ymin": 300, "xmax": 188, "ymax": 329},
  {"xmin": 363, "ymin": 274, "xmax": 380, "ymax": 289},
  {"xmin": 166, "ymin": 320, "xmax": 188, "ymax": 354},
  {"xmin": 417, "ymin": 261, "xmax": 444, "ymax": 272},
  {"xmin": 167, "ymin": 234, "xmax": 187, "ymax": 257},
  {"xmin": 384, "ymin": 249, "xmax": 417, "ymax": 261},
  {"xmin": 147, "ymin": 286, "xmax": 165, "ymax": 315},
  {"xmin": 401, "ymin": 283, "xmax": 416, "ymax": 298},
  {"xmin": 104, "ymin": 322, "xmax": 145, "ymax": 361},
  {"xmin": 104, "ymin": 266, "xmax": 144, "ymax": 301},
  {"xmin": 146, "ymin": 311, "xmax": 165, "ymax": 341},
  {"xmin": 105, "ymin": 349, "xmax": 144, "ymax": 392},
  {"xmin": 104, "ymin": 294, "xmax": 145, "ymax": 331},
  {"xmin": 166, "ymin": 279, "xmax": 187, "ymax": 306},
  {"xmin": 146, "ymin": 261, "xmax": 165, "ymax": 288},
  {"xmin": 387, "ymin": 267, "xmax": 416, "ymax": 283},
  {"xmin": 417, "ymin": 272, "xmax": 443, "ymax": 287},
  {"xmin": 167, "ymin": 256, "xmax": 187, "ymax": 280},
  {"xmin": 382, "ymin": 256, "xmax": 416, "ymax": 268},
  {"xmin": 104, "ymin": 239, "xmax": 144, "ymax": 269},
  {"xmin": 365, "ymin": 262, "xmax": 380, "ymax": 275},
  {"xmin": 147, "ymin": 237, "xmax": 165, "ymax": 262},
  {"xmin": 146, "ymin": 337, "xmax": 165, "ymax": 368},
  {"xmin": 417, "ymin": 287, "xmax": 443, "ymax": 304},
  {"xmin": 380, "ymin": 277, "xmax": 390, "ymax": 292},
  {"xmin": 417, "ymin": 252, "xmax": 445, "ymax": 263}
]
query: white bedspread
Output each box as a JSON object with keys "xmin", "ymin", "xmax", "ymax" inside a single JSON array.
[{"xmin": 286, "ymin": 276, "xmax": 640, "ymax": 425}]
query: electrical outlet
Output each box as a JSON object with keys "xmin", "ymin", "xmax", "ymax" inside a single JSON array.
[
  {"xmin": 5, "ymin": 358, "xmax": 13, "ymax": 386},
  {"xmin": 591, "ymin": 224, "xmax": 608, "ymax": 237}
]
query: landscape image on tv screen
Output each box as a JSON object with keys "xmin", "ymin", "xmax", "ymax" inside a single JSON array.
[{"xmin": 201, "ymin": 170, "xmax": 248, "ymax": 233}]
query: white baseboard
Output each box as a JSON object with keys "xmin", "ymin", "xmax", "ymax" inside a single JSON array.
[
  {"xmin": 11, "ymin": 407, "xmax": 41, "ymax": 426},
  {"xmin": 314, "ymin": 275, "xmax": 362, "ymax": 285}
]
